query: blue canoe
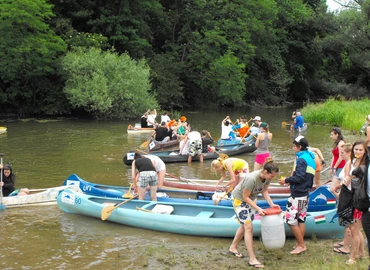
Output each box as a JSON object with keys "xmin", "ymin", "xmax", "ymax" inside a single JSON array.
[
  {"xmin": 57, "ymin": 188, "xmax": 343, "ymax": 238},
  {"xmin": 63, "ymin": 174, "xmax": 337, "ymax": 212}
]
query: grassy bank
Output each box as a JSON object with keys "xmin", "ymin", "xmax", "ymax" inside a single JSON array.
[
  {"xmin": 134, "ymin": 238, "xmax": 368, "ymax": 269},
  {"xmin": 301, "ymin": 98, "xmax": 370, "ymax": 133}
]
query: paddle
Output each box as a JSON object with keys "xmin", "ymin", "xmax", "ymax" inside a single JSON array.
[
  {"xmin": 101, "ymin": 195, "xmax": 138, "ymax": 220},
  {"xmin": 165, "ymin": 173, "xmax": 200, "ymax": 185},
  {"xmin": 122, "ymin": 184, "xmax": 134, "ymax": 198},
  {"xmin": 238, "ymin": 122, "xmax": 254, "ymax": 145},
  {"xmin": 136, "ymin": 206, "xmax": 152, "ymax": 213},
  {"xmin": 214, "ymin": 186, "xmax": 233, "ymax": 205},
  {"xmin": 0, "ymin": 153, "xmax": 5, "ymax": 210},
  {"xmin": 139, "ymin": 139, "xmax": 151, "ymax": 149},
  {"xmin": 213, "ymin": 150, "xmax": 229, "ymax": 160}
]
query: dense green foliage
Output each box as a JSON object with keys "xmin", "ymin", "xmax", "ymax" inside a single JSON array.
[
  {"xmin": 302, "ymin": 97, "xmax": 370, "ymax": 131},
  {"xmin": 0, "ymin": 0, "xmax": 369, "ymax": 119},
  {"xmin": 62, "ymin": 47, "xmax": 156, "ymax": 119}
]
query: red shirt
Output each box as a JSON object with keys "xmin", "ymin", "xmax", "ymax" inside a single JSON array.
[{"xmin": 332, "ymin": 147, "xmax": 346, "ymax": 168}]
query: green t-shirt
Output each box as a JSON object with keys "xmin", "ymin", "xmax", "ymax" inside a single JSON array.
[{"xmin": 232, "ymin": 169, "xmax": 270, "ymax": 201}]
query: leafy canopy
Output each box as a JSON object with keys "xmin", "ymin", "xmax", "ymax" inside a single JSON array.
[{"xmin": 62, "ymin": 47, "xmax": 157, "ymax": 119}]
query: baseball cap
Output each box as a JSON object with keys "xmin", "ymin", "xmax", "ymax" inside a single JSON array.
[
  {"xmin": 294, "ymin": 135, "xmax": 309, "ymax": 148},
  {"xmin": 260, "ymin": 122, "xmax": 268, "ymax": 128},
  {"xmin": 253, "ymin": 116, "xmax": 261, "ymax": 121}
]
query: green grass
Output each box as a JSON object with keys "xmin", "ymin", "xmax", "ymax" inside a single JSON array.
[
  {"xmin": 135, "ymin": 238, "xmax": 369, "ymax": 269},
  {"xmin": 302, "ymin": 97, "xmax": 370, "ymax": 133}
]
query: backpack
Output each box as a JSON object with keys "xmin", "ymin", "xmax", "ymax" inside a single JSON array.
[{"xmin": 351, "ymin": 165, "xmax": 370, "ymax": 212}]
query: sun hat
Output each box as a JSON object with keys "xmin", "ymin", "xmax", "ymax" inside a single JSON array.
[
  {"xmin": 180, "ymin": 116, "xmax": 187, "ymax": 122},
  {"xmin": 294, "ymin": 135, "xmax": 309, "ymax": 148},
  {"xmin": 253, "ymin": 116, "xmax": 261, "ymax": 121},
  {"xmin": 168, "ymin": 119, "xmax": 176, "ymax": 127}
]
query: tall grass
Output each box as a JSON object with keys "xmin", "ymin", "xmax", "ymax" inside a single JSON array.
[{"xmin": 302, "ymin": 97, "xmax": 370, "ymax": 132}]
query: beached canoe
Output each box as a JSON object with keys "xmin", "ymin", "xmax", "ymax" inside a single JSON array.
[
  {"xmin": 57, "ymin": 188, "xmax": 343, "ymax": 238},
  {"xmin": 148, "ymin": 138, "xmax": 180, "ymax": 151},
  {"xmin": 123, "ymin": 141, "xmax": 256, "ymax": 164},
  {"xmin": 1, "ymin": 185, "xmax": 81, "ymax": 209},
  {"xmin": 127, "ymin": 124, "xmax": 154, "ymax": 135},
  {"xmin": 62, "ymin": 174, "xmax": 336, "ymax": 212}
]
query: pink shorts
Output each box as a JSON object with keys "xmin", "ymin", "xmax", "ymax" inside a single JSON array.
[{"xmin": 255, "ymin": 152, "xmax": 270, "ymax": 165}]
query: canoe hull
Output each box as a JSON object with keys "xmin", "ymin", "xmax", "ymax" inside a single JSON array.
[
  {"xmin": 2, "ymin": 186, "xmax": 81, "ymax": 208},
  {"xmin": 57, "ymin": 188, "xmax": 343, "ymax": 238},
  {"xmin": 148, "ymin": 139, "xmax": 179, "ymax": 151},
  {"xmin": 63, "ymin": 174, "xmax": 336, "ymax": 212},
  {"xmin": 127, "ymin": 124, "xmax": 154, "ymax": 134},
  {"xmin": 123, "ymin": 141, "xmax": 256, "ymax": 164}
]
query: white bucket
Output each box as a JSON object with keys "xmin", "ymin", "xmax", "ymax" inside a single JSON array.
[{"xmin": 260, "ymin": 212, "xmax": 285, "ymax": 249}]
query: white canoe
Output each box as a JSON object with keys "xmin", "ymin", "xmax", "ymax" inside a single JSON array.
[
  {"xmin": 2, "ymin": 186, "xmax": 81, "ymax": 208},
  {"xmin": 127, "ymin": 124, "xmax": 154, "ymax": 134},
  {"xmin": 0, "ymin": 126, "xmax": 7, "ymax": 133}
]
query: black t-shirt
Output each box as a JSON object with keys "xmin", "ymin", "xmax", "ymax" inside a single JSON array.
[
  {"xmin": 202, "ymin": 137, "xmax": 214, "ymax": 153},
  {"xmin": 155, "ymin": 127, "xmax": 169, "ymax": 141},
  {"xmin": 141, "ymin": 117, "xmax": 148, "ymax": 128},
  {"xmin": 135, "ymin": 157, "xmax": 155, "ymax": 172}
]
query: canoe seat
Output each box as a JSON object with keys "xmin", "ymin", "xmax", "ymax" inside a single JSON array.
[{"xmin": 196, "ymin": 211, "xmax": 215, "ymax": 218}]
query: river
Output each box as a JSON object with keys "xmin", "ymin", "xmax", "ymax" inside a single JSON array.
[{"xmin": 0, "ymin": 107, "xmax": 360, "ymax": 269}]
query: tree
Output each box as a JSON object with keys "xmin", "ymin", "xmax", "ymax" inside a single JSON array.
[
  {"xmin": 0, "ymin": 0, "xmax": 67, "ymax": 115},
  {"xmin": 62, "ymin": 47, "xmax": 157, "ymax": 119}
]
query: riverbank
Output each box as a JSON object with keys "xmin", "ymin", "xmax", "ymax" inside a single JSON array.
[
  {"xmin": 302, "ymin": 98, "xmax": 370, "ymax": 132},
  {"xmin": 135, "ymin": 238, "xmax": 368, "ymax": 269}
]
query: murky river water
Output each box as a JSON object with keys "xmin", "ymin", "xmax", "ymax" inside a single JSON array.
[{"xmin": 0, "ymin": 107, "xmax": 361, "ymax": 269}]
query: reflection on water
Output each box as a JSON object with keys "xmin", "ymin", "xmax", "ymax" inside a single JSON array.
[{"xmin": 0, "ymin": 107, "xmax": 363, "ymax": 268}]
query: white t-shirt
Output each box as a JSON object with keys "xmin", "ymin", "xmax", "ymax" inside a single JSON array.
[
  {"xmin": 161, "ymin": 115, "xmax": 171, "ymax": 123},
  {"xmin": 147, "ymin": 114, "xmax": 157, "ymax": 126},
  {"xmin": 144, "ymin": 155, "xmax": 166, "ymax": 172},
  {"xmin": 221, "ymin": 124, "xmax": 233, "ymax": 139},
  {"xmin": 187, "ymin": 131, "xmax": 201, "ymax": 143}
]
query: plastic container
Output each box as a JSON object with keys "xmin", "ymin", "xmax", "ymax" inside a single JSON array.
[{"xmin": 260, "ymin": 206, "xmax": 285, "ymax": 249}]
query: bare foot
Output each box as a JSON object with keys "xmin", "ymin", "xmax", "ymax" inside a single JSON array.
[{"xmin": 290, "ymin": 245, "xmax": 307, "ymax": 255}]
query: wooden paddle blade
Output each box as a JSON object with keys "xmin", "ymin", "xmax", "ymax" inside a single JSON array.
[
  {"xmin": 101, "ymin": 195, "xmax": 138, "ymax": 221},
  {"xmin": 139, "ymin": 139, "xmax": 150, "ymax": 148},
  {"xmin": 219, "ymin": 153, "xmax": 229, "ymax": 160},
  {"xmin": 101, "ymin": 204, "xmax": 117, "ymax": 221}
]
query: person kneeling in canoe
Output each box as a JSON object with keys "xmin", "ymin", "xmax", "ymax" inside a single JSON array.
[
  {"xmin": 0, "ymin": 163, "xmax": 29, "ymax": 196},
  {"xmin": 131, "ymin": 153, "xmax": 158, "ymax": 201},
  {"xmin": 228, "ymin": 158, "xmax": 279, "ymax": 268},
  {"xmin": 278, "ymin": 135, "xmax": 315, "ymax": 255}
]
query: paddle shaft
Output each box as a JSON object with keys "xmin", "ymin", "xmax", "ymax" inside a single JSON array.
[
  {"xmin": 136, "ymin": 206, "xmax": 152, "ymax": 213},
  {"xmin": 215, "ymin": 186, "xmax": 233, "ymax": 205},
  {"xmin": 0, "ymin": 153, "xmax": 4, "ymax": 208},
  {"xmin": 109, "ymin": 195, "xmax": 137, "ymax": 213}
]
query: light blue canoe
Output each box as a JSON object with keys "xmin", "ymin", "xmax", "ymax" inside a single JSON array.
[
  {"xmin": 63, "ymin": 174, "xmax": 337, "ymax": 212},
  {"xmin": 57, "ymin": 188, "xmax": 343, "ymax": 238}
]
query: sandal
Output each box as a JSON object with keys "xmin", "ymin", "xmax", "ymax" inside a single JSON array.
[
  {"xmin": 345, "ymin": 259, "xmax": 356, "ymax": 265},
  {"xmin": 333, "ymin": 242, "xmax": 343, "ymax": 249}
]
